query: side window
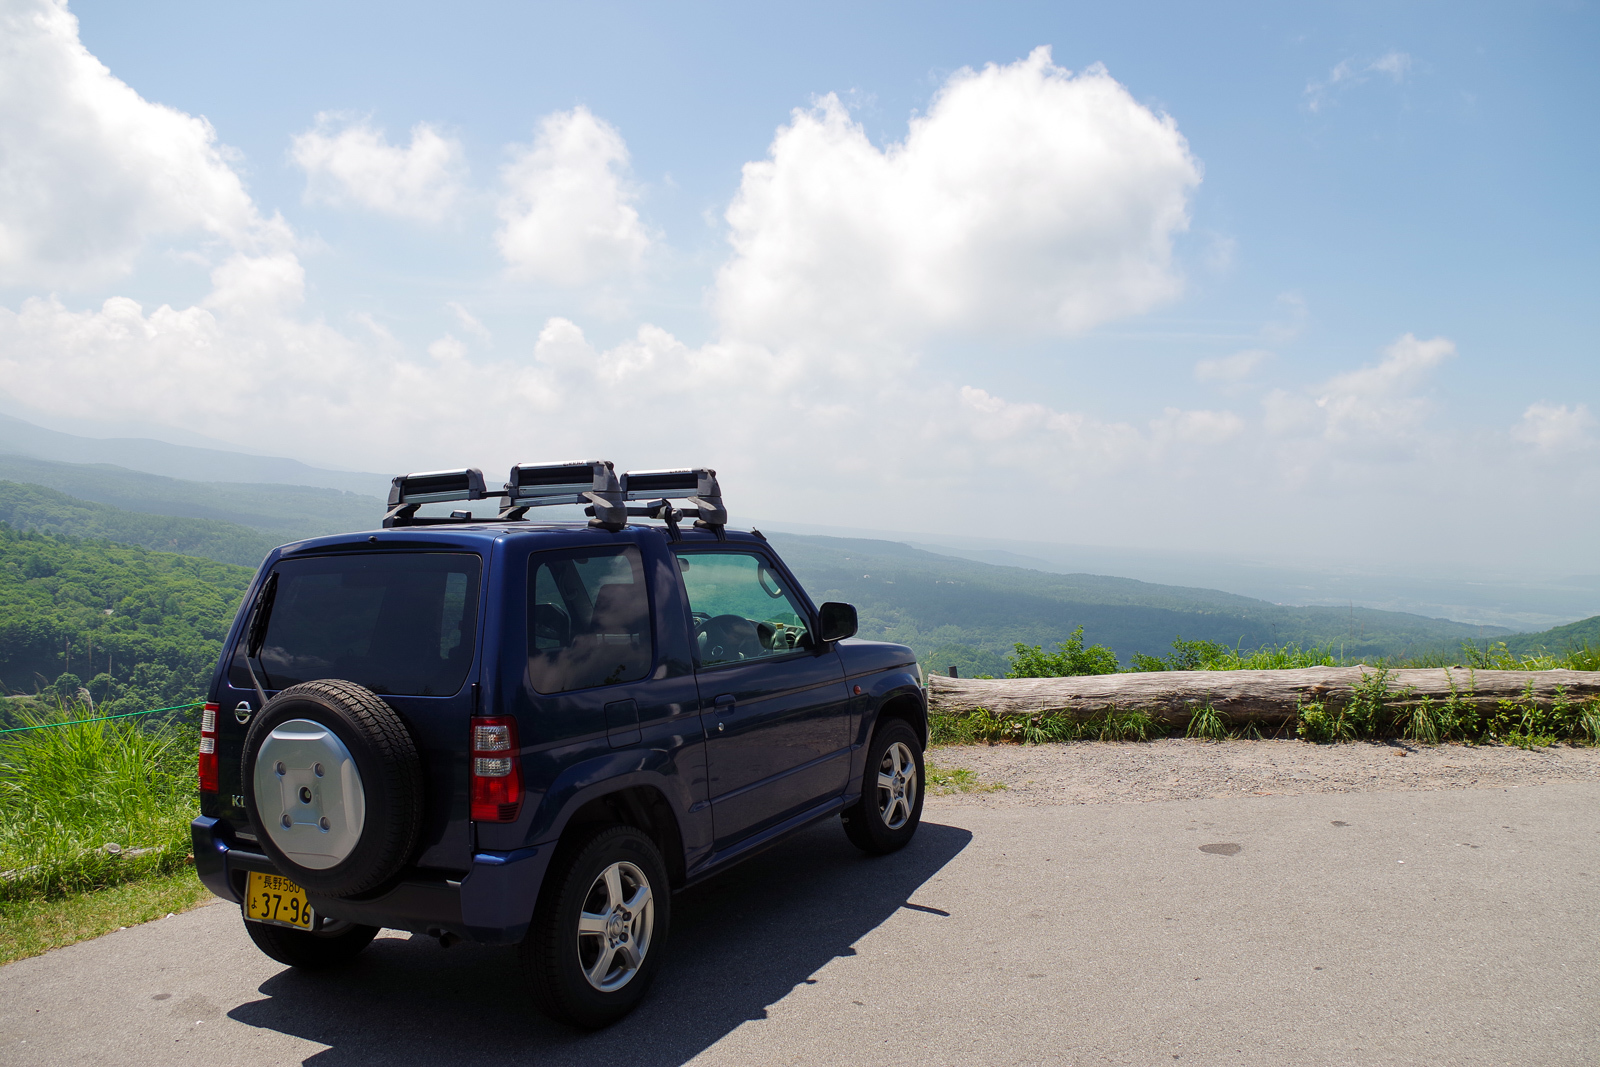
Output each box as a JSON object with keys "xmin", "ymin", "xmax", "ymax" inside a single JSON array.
[
  {"xmin": 674, "ymin": 551, "xmax": 812, "ymax": 667},
  {"xmin": 527, "ymin": 546, "xmax": 654, "ymax": 694}
]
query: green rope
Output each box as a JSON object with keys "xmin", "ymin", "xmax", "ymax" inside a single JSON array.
[{"xmin": 0, "ymin": 701, "xmax": 204, "ymax": 734}]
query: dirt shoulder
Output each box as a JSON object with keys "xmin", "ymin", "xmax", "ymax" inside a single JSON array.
[{"xmin": 926, "ymin": 738, "xmax": 1600, "ymax": 807}]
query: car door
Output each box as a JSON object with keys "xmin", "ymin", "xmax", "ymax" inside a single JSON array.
[{"xmin": 674, "ymin": 548, "xmax": 851, "ymax": 850}]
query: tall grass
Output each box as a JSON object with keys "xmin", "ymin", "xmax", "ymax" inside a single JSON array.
[{"xmin": 0, "ymin": 705, "xmax": 197, "ymax": 901}]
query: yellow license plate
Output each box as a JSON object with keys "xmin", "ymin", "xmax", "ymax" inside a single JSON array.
[{"xmin": 246, "ymin": 871, "xmax": 314, "ymax": 929}]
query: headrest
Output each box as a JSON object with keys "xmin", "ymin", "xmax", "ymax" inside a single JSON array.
[{"xmin": 589, "ymin": 583, "xmax": 644, "ymax": 632}]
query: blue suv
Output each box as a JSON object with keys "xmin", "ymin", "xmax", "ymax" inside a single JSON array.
[{"xmin": 191, "ymin": 463, "xmax": 926, "ymax": 1028}]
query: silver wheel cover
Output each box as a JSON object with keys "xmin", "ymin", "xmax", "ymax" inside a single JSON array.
[
  {"xmin": 577, "ymin": 860, "xmax": 655, "ymax": 992},
  {"xmin": 254, "ymin": 719, "xmax": 366, "ymax": 870},
  {"xmin": 876, "ymin": 741, "xmax": 918, "ymax": 830}
]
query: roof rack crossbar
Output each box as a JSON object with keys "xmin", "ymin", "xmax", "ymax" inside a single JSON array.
[
  {"xmin": 619, "ymin": 468, "xmax": 725, "ymax": 527},
  {"xmin": 503, "ymin": 460, "xmax": 625, "ymax": 529},
  {"xmin": 381, "ymin": 462, "xmax": 727, "ymax": 532}
]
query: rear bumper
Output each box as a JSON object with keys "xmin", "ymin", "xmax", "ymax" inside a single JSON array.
[{"xmin": 190, "ymin": 816, "xmax": 551, "ymax": 945}]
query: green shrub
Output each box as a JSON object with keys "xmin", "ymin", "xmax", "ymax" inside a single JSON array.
[
  {"xmin": 1007, "ymin": 626, "xmax": 1118, "ymax": 678},
  {"xmin": 1132, "ymin": 636, "xmax": 1339, "ymax": 672},
  {"xmin": 1296, "ymin": 700, "xmax": 1355, "ymax": 744}
]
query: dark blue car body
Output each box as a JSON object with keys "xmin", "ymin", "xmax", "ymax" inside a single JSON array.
[{"xmin": 192, "ymin": 522, "xmax": 924, "ymax": 944}]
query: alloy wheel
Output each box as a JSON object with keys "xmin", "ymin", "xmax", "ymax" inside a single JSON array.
[
  {"xmin": 576, "ymin": 860, "xmax": 654, "ymax": 992},
  {"xmin": 876, "ymin": 741, "xmax": 918, "ymax": 830}
]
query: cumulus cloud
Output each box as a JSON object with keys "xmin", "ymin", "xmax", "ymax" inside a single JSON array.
[
  {"xmin": 1195, "ymin": 348, "xmax": 1272, "ymax": 382},
  {"xmin": 8, "ymin": 19, "xmax": 1593, "ymax": 568},
  {"xmin": 1310, "ymin": 333, "xmax": 1453, "ymax": 442},
  {"xmin": 291, "ymin": 114, "xmax": 465, "ymax": 222},
  {"xmin": 496, "ymin": 107, "xmax": 650, "ymax": 285},
  {"xmin": 714, "ymin": 47, "xmax": 1200, "ymax": 348},
  {"xmin": 1512, "ymin": 402, "xmax": 1595, "ymax": 452},
  {"xmin": 1258, "ymin": 332, "xmax": 1455, "ymax": 480},
  {"xmin": 0, "ymin": 0, "xmax": 269, "ymax": 287}
]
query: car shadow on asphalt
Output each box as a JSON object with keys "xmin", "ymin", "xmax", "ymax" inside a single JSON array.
[{"xmin": 227, "ymin": 818, "xmax": 972, "ymax": 1066}]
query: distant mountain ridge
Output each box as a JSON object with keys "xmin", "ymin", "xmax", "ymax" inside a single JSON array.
[
  {"xmin": 0, "ymin": 455, "xmax": 381, "ymax": 540},
  {"xmin": 0, "ymin": 411, "xmax": 389, "ymax": 496},
  {"xmin": 765, "ymin": 533, "xmax": 1510, "ymax": 671}
]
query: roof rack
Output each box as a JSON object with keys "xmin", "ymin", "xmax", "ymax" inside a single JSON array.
[{"xmin": 381, "ymin": 462, "xmax": 726, "ymax": 538}]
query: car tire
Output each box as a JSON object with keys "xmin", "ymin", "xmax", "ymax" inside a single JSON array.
[
  {"xmin": 842, "ymin": 719, "xmax": 925, "ymax": 855},
  {"xmin": 242, "ymin": 680, "xmax": 423, "ymax": 897},
  {"xmin": 521, "ymin": 825, "xmax": 671, "ymax": 1029},
  {"xmin": 243, "ymin": 917, "xmax": 380, "ymax": 969}
]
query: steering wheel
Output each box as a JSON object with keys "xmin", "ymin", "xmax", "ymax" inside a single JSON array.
[{"xmin": 695, "ymin": 614, "xmax": 764, "ymax": 664}]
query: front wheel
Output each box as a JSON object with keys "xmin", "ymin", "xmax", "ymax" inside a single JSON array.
[
  {"xmin": 842, "ymin": 719, "xmax": 925, "ymax": 854},
  {"xmin": 243, "ymin": 917, "xmax": 379, "ymax": 969},
  {"xmin": 521, "ymin": 825, "xmax": 671, "ymax": 1029}
]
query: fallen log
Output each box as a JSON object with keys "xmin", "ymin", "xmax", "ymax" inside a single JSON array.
[{"xmin": 927, "ymin": 667, "xmax": 1600, "ymax": 725}]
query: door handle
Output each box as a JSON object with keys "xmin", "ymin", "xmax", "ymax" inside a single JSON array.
[{"xmin": 712, "ymin": 694, "xmax": 734, "ymax": 734}]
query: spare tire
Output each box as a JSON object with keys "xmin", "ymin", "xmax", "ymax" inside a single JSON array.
[{"xmin": 242, "ymin": 680, "xmax": 424, "ymax": 897}]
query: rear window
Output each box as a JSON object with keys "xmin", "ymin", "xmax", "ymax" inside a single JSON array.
[
  {"xmin": 231, "ymin": 552, "xmax": 481, "ymax": 697},
  {"xmin": 527, "ymin": 546, "xmax": 653, "ymax": 693}
]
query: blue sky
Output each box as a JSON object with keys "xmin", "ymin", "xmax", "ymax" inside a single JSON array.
[{"xmin": 1, "ymin": 1, "xmax": 1595, "ymax": 571}]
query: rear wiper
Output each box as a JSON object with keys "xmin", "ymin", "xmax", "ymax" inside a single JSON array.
[{"xmin": 241, "ymin": 571, "xmax": 279, "ymax": 708}]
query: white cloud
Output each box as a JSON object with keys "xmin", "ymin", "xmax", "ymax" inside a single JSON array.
[
  {"xmin": 1152, "ymin": 406, "xmax": 1243, "ymax": 445},
  {"xmin": 1258, "ymin": 333, "xmax": 1454, "ymax": 485},
  {"xmin": 1306, "ymin": 51, "xmax": 1414, "ymax": 112},
  {"xmin": 1195, "ymin": 348, "xmax": 1272, "ymax": 382},
  {"xmin": 1308, "ymin": 333, "xmax": 1453, "ymax": 446},
  {"xmin": 446, "ymin": 300, "xmax": 491, "ymax": 342},
  {"xmin": 428, "ymin": 334, "xmax": 466, "ymax": 364},
  {"xmin": 1512, "ymin": 402, "xmax": 1595, "ymax": 452},
  {"xmin": 714, "ymin": 47, "xmax": 1200, "ymax": 348},
  {"xmin": 1369, "ymin": 51, "xmax": 1413, "ymax": 80},
  {"xmin": 291, "ymin": 114, "xmax": 465, "ymax": 222},
  {"xmin": 496, "ymin": 107, "xmax": 650, "ymax": 285},
  {"xmin": 6, "ymin": 19, "xmax": 1596, "ymax": 570},
  {"xmin": 0, "ymin": 0, "xmax": 268, "ymax": 287}
]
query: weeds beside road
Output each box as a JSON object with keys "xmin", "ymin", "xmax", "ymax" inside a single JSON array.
[{"xmin": 0, "ymin": 708, "xmax": 201, "ymax": 962}]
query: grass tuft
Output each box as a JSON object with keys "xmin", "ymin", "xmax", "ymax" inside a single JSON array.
[
  {"xmin": 0, "ymin": 705, "xmax": 198, "ymax": 901},
  {"xmin": 925, "ymin": 763, "xmax": 1006, "ymax": 795},
  {"xmin": 1184, "ymin": 702, "xmax": 1228, "ymax": 742}
]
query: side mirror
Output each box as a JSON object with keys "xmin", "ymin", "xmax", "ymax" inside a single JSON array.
[{"xmin": 818, "ymin": 602, "xmax": 858, "ymax": 643}]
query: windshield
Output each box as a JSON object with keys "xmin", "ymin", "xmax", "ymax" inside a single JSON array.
[{"xmin": 230, "ymin": 552, "xmax": 481, "ymax": 696}]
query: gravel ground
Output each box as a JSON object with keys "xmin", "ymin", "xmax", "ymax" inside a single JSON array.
[{"xmin": 926, "ymin": 738, "xmax": 1600, "ymax": 806}]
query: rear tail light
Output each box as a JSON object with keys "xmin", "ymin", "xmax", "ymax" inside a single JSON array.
[
  {"xmin": 198, "ymin": 702, "xmax": 220, "ymax": 793},
  {"xmin": 470, "ymin": 716, "xmax": 522, "ymax": 822}
]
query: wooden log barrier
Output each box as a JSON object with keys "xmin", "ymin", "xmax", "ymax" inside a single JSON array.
[{"xmin": 927, "ymin": 667, "xmax": 1600, "ymax": 726}]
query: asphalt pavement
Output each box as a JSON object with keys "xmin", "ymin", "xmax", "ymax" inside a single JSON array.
[{"xmin": 1, "ymin": 782, "xmax": 1595, "ymax": 1067}]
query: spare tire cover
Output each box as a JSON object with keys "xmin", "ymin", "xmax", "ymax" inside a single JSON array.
[{"xmin": 243, "ymin": 680, "xmax": 423, "ymax": 897}]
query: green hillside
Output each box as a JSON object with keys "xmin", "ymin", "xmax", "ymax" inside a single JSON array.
[
  {"xmin": 1503, "ymin": 614, "xmax": 1600, "ymax": 655},
  {"xmin": 0, "ymin": 454, "xmax": 380, "ymax": 540},
  {"xmin": 767, "ymin": 533, "xmax": 1509, "ymax": 673},
  {"xmin": 0, "ymin": 484, "xmax": 1518, "ymax": 720},
  {"xmin": 0, "ymin": 524, "xmax": 252, "ymax": 715},
  {"xmin": 0, "ymin": 482, "xmax": 278, "ymax": 568}
]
